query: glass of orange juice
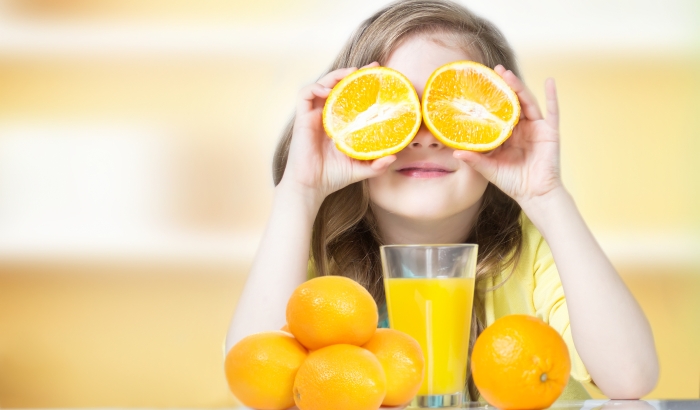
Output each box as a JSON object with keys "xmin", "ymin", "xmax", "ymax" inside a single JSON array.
[{"xmin": 380, "ymin": 244, "xmax": 477, "ymax": 408}]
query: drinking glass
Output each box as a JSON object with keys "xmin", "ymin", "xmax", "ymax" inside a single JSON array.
[{"xmin": 380, "ymin": 244, "xmax": 478, "ymax": 408}]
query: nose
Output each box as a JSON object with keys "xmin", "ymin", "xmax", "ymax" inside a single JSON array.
[{"xmin": 408, "ymin": 124, "xmax": 445, "ymax": 150}]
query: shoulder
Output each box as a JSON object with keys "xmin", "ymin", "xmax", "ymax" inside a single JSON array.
[
  {"xmin": 517, "ymin": 212, "xmax": 552, "ymax": 268},
  {"xmin": 496, "ymin": 213, "xmax": 558, "ymax": 296},
  {"xmin": 306, "ymin": 258, "xmax": 316, "ymax": 280},
  {"xmin": 519, "ymin": 212, "xmax": 545, "ymax": 249},
  {"xmin": 519, "ymin": 212, "xmax": 559, "ymax": 273},
  {"xmin": 484, "ymin": 213, "xmax": 552, "ymax": 321}
]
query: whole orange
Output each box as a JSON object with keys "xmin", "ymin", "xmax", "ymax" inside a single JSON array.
[
  {"xmin": 362, "ymin": 328, "xmax": 425, "ymax": 407},
  {"xmin": 286, "ymin": 276, "xmax": 378, "ymax": 350},
  {"xmin": 293, "ymin": 344, "xmax": 386, "ymax": 410},
  {"xmin": 224, "ymin": 331, "xmax": 308, "ymax": 410},
  {"xmin": 471, "ymin": 315, "xmax": 571, "ymax": 410}
]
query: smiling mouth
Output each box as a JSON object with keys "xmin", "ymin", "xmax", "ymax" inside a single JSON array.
[{"xmin": 397, "ymin": 168, "xmax": 453, "ymax": 178}]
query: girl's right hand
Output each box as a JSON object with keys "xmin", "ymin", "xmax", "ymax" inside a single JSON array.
[{"xmin": 280, "ymin": 62, "xmax": 397, "ymax": 202}]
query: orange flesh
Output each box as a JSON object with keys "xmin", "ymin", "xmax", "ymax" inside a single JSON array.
[
  {"xmin": 327, "ymin": 71, "xmax": 420, "ymax": 154},
  {"xmin": 424, "ymin": 66, "xmax": 517, "ymax": 146}
]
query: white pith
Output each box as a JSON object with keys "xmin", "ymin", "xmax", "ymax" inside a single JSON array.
[
  {"xmin": 448, "ymin": 98, "xmax": 507, "ymax": 128},
  {"xmin": 333, "ymin": 101, "xmax": 416, "ymax": 138}
]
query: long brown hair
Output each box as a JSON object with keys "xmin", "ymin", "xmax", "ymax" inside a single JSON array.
[{"xmin": 272, "ymin": 0, "xmax": 523, "ymax": 401}]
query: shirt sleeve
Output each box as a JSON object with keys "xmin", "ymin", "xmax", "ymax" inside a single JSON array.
[{"xmin": 531, "ymin": 235, "xmax": 599, "ymax": 392}]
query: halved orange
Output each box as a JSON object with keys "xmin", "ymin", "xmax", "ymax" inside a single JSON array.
[
  {"xmin": 323, "ymin": 67, "xmax": 422, "ymax": 160},
  {"xmin": 422, "ymin": 61, "xmax": 520, "ymax": 152}
]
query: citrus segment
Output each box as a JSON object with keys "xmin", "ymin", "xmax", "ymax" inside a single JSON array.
[
  {"xmin": 422, "ymin": 60, "xmax": 520, "ymax": 151},
  {"xmin": 224, "ymin": 331, "xmax": 308, "ymax": 410},
  {"xmin": 323, "ymin": 66, "xmax": 422, "ymax": 160},
  {"xmin": 362, "ymin": 328, "xmax": 425, "ymax": 407},
  {"xmin": 286, "ymin": 275, "xmax": 378, "ymax": 350},
  {"xmin": 471, "ymin": 314, "xmax": 570, "ymax": 410},
  {"xmin": 293, "ymin": 344, "xmax": 387, "ymax": 410}
]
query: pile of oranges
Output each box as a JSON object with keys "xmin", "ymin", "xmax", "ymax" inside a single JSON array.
[
  {"xmin": 226, "ymin": 275, "xmax": 573, "ymax": 410},
  {"xmin": 224, "ymin": 276, "xmax": 425, "ymax": 410}
]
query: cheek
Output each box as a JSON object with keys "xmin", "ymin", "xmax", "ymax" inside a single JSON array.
[
  {"xmin": 445, "ymin": 167, "xmax": 490, "ymax": 212},
  {"xmin": 367, "ymin": 175, "xmax": 394, "ymax": 211}
]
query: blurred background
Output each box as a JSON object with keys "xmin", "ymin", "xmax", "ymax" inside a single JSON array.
[{"xmin": 0, "ymin": 0, "xmax": 698, "ymax": 407}]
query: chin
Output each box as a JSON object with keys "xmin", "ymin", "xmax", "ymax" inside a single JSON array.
[
  {"xmin": 389, "ymin": 209, "xmax": 449, "ymax": 222},
  {"xmin": 368, "ymin": 178, "xmax": 486, "ymax": 224},
  {"xmin": 371, "ymin": 196, "xmax": 474, "ymax": 222}
]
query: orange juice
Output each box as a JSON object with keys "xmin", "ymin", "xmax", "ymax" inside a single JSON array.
[{"xmin": 384, "ymin": 277, "xmax": 474, "ymax": 395}]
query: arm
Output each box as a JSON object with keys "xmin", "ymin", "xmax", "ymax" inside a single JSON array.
[
  {"xmin": 524, "ymin": 187, "xmax": 658, "ymax": 398},
  {"xmin": 225, "ymin": 62, "xmax": 396, "ymax": 353},
  {"xmin": 455, "ymin": 68, "xmax": 658, "ymax": 398},
  {"xmin": 225, "ymin": 184, "xmax": 321, "ymax": 353}
]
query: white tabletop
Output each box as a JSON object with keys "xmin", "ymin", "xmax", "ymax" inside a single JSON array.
[{"xmin": 234, "ymin": 399, "xmax": 699, "ymax": 410}]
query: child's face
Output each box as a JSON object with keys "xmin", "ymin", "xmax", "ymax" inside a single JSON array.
[{"xmin": 368, "ymin": 34, "xmax": 489, "ymax": 222}]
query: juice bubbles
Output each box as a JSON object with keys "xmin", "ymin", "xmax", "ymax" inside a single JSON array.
[{"xmin": 385, "ymin": 277, "xmax": 474, "ymax": 395}]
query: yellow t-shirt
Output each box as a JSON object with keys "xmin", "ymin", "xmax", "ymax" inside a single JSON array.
[
  {"xmin": 480, "ymin": 213, "xmax": 594, "ymax": 399},
  {"xmin": 306, "ymin": 212, "xmax": 596, "ymax": 400}
]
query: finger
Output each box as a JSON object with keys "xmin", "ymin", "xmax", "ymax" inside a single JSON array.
[
  {"xmin": 316, "ymin": 66, "xmax": 358, "ymax": 89},
  {"xmin": 544, "ymin": 78, "xmax": 559, "ymax": 129},
  {"xmin": 362, "ymin": 61, "xmax": 380, "ymax": 69},
  {"xmin": 453, "ymin": 150, "xmax": 498, "ymax": 182},
  {"xmin": 494, "ymin": 65, "xmax": 523, "ymax": 120},
  {"xmin": 500, "ymin": 69, "xmax": 543, "ymax": 121},
  {"xmin": 297, "ymin": 83, "xmax": 331, "ymax": 114}
]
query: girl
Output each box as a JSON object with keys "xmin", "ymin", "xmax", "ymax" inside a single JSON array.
[{"xmin": 226, "ymin": 0, "xmax": 658, "ymax": 402}]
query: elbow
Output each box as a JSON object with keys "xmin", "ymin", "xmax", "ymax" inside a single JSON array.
[
  {"xmin": 604, "ymin": 385, "xmax": 654, "ymax": 400},
  {"xmin": 600, "ymin": 360, "xmax": 659, "ymax": 399}
]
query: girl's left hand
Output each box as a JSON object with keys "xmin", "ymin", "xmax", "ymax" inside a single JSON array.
[{"xmin": 453, "ymin": 65, "xmax": 562, "ymax": 208}]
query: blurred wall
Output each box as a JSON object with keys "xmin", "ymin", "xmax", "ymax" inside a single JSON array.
[{"xmin": 0, "ymin": 0, "xmax": 698, "ymax": 406}]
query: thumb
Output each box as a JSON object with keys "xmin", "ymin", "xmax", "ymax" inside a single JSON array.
[
  {"xmin": 453, "ymin": 150, "xmax": 498, "ymax": 181},
  {"xmin": 352, "ymin": 155, "xmax": 397, "ymax": 181}
]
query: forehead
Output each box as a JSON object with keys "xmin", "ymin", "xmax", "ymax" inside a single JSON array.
[{"xmin": 384, "ymin": 33, "xmax": 478, "ymax": 98}]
